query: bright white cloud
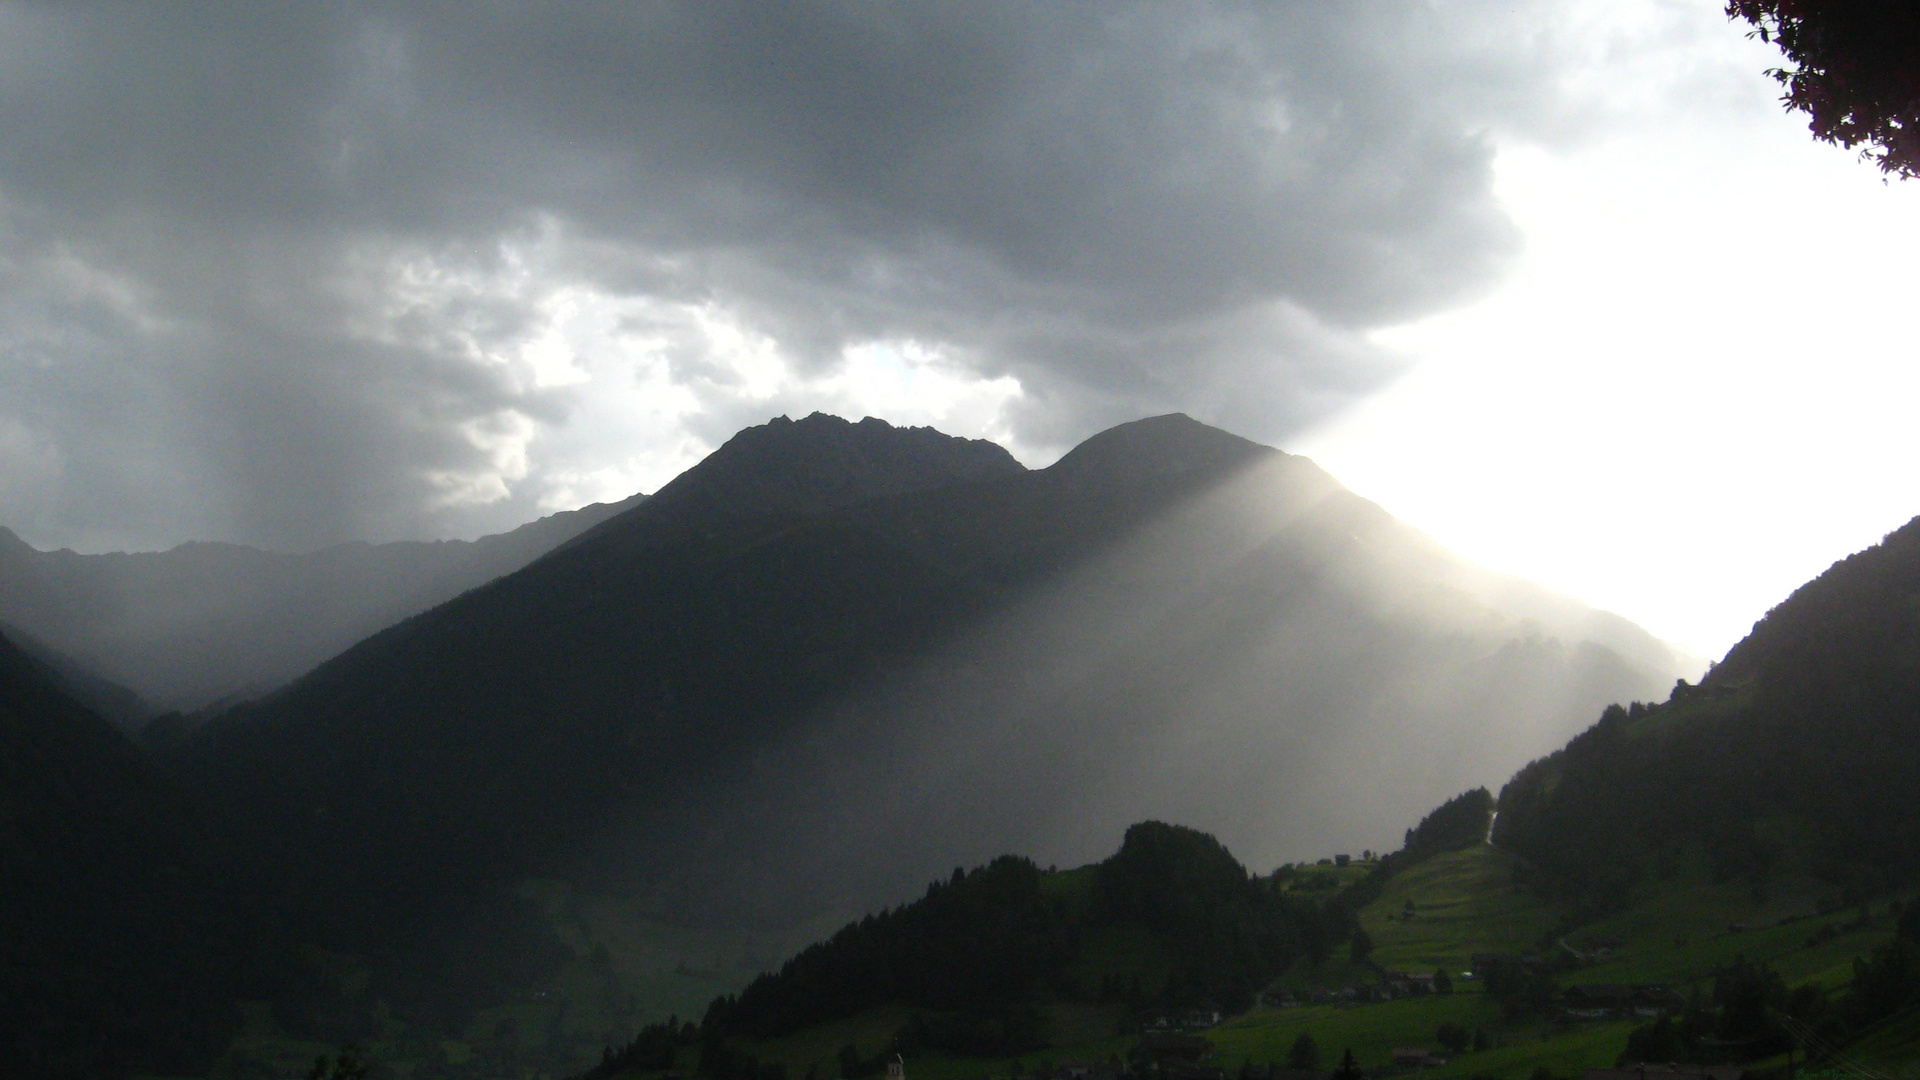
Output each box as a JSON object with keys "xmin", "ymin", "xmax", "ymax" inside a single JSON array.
[
  {"xmin": 2, "ymin": 0, "xmax": 1914, "ymax": 669},
  {"xmin": 0, "ymin": 1, "xmax": 1562, "ymax": 552},
  {"xmin": 1296, "ymin": 0, "xmax": 1920, "ymax": 661}
]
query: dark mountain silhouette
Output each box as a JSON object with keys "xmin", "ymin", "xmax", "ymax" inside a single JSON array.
[
  {"xmin": 601, "ymin": 411, "xmax": 1022, "ymax": 525},
  {"xmin": 0, "ymin": 631, "xmax": 238, "ymax": 1079},
  {"xmin": 163, "ymin": 412, "xmax": 1685, "ymax": 1039},
  {"xmin": 1495, "ymin": 514, "xmax": 1920, "ymax": 910},
  {"xmin": 0, "ymin": 491, "xmax": 647, "ymax": 712}
]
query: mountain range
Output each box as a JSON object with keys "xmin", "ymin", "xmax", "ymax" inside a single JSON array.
[
  {"xmin": 160, "ymin": 415, "xmax": 1684, "ymax": 1042},
  {"xmin": 2, "ymin": 411, "xmax": 1706, "ymax": 1077},
  {"xmin": 0, "ymin": 491, "xmax": 646, "ymax": 715}
]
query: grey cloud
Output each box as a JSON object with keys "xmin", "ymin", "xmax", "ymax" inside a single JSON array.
[{"xmin": 0, "ymin": 1, "xmax": 1574, "ymax": 550}]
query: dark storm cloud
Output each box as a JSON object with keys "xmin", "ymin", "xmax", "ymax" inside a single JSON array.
[{"xmin": 0, "ymin": 1, "xmax": 1561, "ymax": 550}]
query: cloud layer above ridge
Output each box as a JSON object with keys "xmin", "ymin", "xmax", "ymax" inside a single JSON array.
[{"xmin": 0, "ymin": 1, "xmax": 1642, "ymax": 551}]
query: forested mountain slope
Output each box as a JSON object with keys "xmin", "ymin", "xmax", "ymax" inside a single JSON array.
[
  {"xmin": 165, "ymin": 412, "xmax": 1684, "ymax": 1047},
  {"xmin": 0, "ymin": 491, "xmax": 646, "ymax": 711},
  {"xmin": 685, "ymin": 821, "xmax": 1323, "ymax": 1069},
  {"xmin": 1496, "ymin": 514, "xmax": 1920, "ymax": 909}
]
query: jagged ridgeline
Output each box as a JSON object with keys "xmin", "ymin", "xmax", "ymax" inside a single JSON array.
[
  {"xmin": 692, "ymin": 824, "xmax": 1329, "ymax": 1060},
  {"xmin": 1495, "ymin": 515, "xmax": 1920, "ymax": 910}
]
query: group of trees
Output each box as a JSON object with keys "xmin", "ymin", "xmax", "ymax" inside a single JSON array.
[
  {"xmin": 673, "ymin": 794, "xmax": 1525, "ymax": 1080},
  {"xmin": 1616, "ymin": 909, "xmax": 1920, "ymax": 1069},
  {"xmin": 703, "ymin": 854, "xmax": 1072, "ymax": 1050},
  {"xmin": 1616, "ymin": 959, "xmax": 1795, "ymax": 1065},
  {"xmin": 1432, "ymin": 1023, "xmax": 1491, "ymax": 1055},
  {"xmin": 1397, "ymin": 789, "xmax": 1495, "ymax": 863},
  {"xmin": 691, "ymin": 823, "xmax": 1338, "ymax": 1067},
  {"xmin": 1097, "ymin": 823, "xmax": 1325, "ymax": 1014},
  {"xmin": 580, "ymin": 1018, "xmax": 700, "ymax": 1080}
]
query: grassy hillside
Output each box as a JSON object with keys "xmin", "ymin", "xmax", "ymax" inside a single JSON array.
[
  {"xmin": 1356, "ymin": 846, "xmax": 1557, "ymax": 976},
  {"xmin": 1496, "ymin": 515, "xmax": 1920, "ymax": 912},
  {"xmin": 581, "ymin": 838, "xmax": 1920, "ymax": 1080}
]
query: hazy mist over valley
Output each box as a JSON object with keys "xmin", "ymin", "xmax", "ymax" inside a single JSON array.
[{"xmin": 0, "ymin": 493, "xmax": 645, "ymax": 714}]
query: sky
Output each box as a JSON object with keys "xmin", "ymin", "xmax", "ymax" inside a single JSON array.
[{"xmin": 0, "ymin": 1, "xmax": 1915, "ymax": 661}]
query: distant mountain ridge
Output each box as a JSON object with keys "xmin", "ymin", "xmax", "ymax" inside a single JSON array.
[{"xmin": 0, "ymin": 490, "xmax": 647, "ymax": 712}]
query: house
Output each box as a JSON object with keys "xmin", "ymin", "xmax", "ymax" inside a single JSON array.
[{"xmin": 1390, "ymin": 1049, "xmax": 1448, "ymax": 1069}]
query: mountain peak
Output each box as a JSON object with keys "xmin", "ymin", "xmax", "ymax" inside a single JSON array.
[
  {"xmin": 1046, "ymin": 413, "xmax": 1276, "ymax": 485},
  {"xmin": 638, "ymin": 412, "xmax": 1025, "ymax": 521}
]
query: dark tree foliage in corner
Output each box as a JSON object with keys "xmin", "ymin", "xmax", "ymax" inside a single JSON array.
[{"xmin": 1727, "ymin": 1, "xmax": 1920, "ymax": 178}]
